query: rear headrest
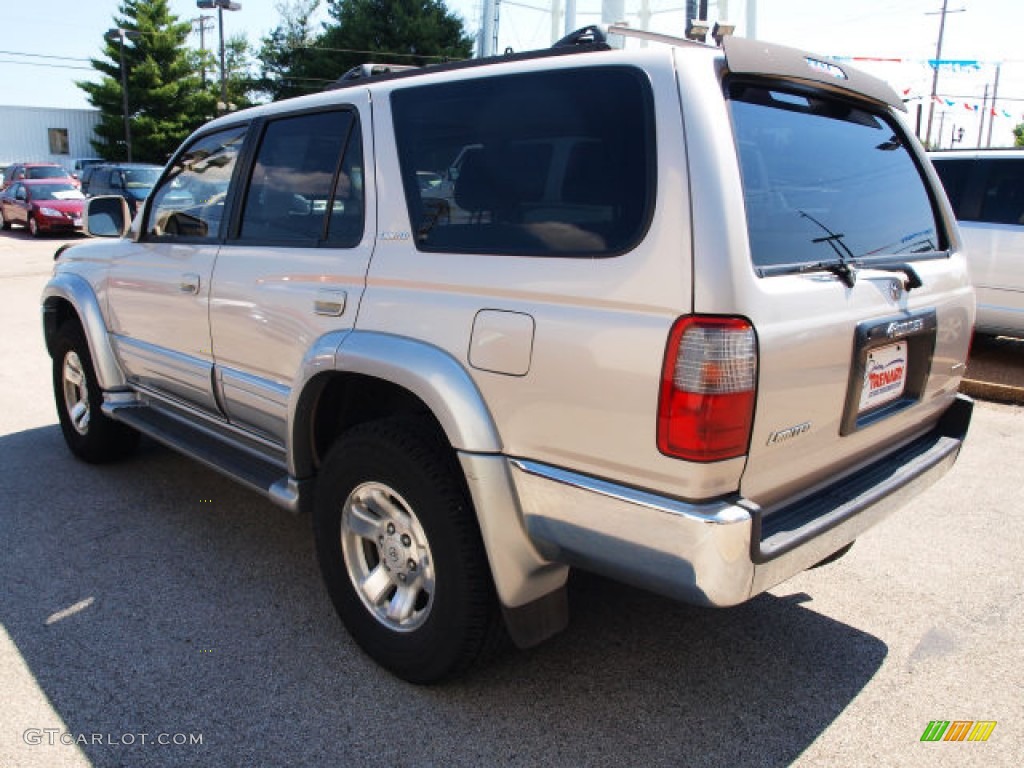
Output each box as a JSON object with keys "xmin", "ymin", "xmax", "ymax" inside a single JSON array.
[{"xmin": 453, "ymin": 147, "xmax": 503, "ymax": 214}]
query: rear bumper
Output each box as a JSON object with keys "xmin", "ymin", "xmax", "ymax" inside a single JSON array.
[{"xmin": 511, "ymin": 394, "xmax": 973, "ymax": 607}]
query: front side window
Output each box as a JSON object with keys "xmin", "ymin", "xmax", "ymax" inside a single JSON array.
[
  {"xmin": 729, "ymin": 83, "xmax": 942, "ymax": 270},
  {"xmin": 391, "ymin": 66, "xmax": 654, "ymax": 257},
  {"xmin": 238, "ymin": 110, "xmax": 362, "ymax": 247},
  {"xmin": 147, "ymin": 125, "xmax": 247, "ymax": 241}
]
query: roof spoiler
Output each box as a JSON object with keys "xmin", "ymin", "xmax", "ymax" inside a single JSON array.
[{"xmin": 722, "ymin": 36, "xmax": 907, "ymax": 112}]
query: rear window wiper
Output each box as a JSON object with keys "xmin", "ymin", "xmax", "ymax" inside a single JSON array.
[
  {"xmin": 758, "ymin": 258, "xmax": 926, "ymax": 291},
  {"xmin": 860, "ymin": 260, "xmax": 923, "ymax": 290},
  {"xmin": 758, "ymin": 259, "xmax": 858, "ymax": 288}
]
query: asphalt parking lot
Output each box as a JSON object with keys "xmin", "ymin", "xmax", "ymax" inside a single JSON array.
[{"xmin": 1, "ymin": 228, "xmax": 1022, "ymax": 768}]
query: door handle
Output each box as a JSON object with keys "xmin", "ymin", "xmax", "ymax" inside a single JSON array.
[
  {"xmin": 180, "ymin": 273, "xmax": 200, "ymax": 294},
  {"xmin": 314, "ymin": 288, "xmax": 347, "ymax": 317}
]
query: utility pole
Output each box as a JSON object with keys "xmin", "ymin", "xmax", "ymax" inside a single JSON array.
[
  {"xmin": 977, "ymin": 83, "xmax": 989, "ymax": 148},
  {"xmin": 193, "ymin": 15, "xmax": 214, "ymax": 86},
  {"xmin": 197, "ymin": 0, "xmax": 242, "ymax": 113},
  {"xmin": 925, "ymin": 0, "xmax": 965, "ymax": 147},
  {"xmin": 105, "ymin": 28, "xmax": 141, "ymax": 162},
  {"xmin": 986, "ymin": 64, "xmax": 1002, "ymax": 147}
]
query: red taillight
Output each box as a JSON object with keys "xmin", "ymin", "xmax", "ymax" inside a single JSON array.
[{"xmin": 657, "ymin": 316, "xmax": 757, "ymax": 462}]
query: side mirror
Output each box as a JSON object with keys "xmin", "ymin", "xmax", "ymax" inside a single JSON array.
[{"xmin": 84, "ymin": 195, "xmax": 131, "ymax": 238}]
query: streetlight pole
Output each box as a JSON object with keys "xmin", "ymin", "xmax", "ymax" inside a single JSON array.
[
  {"xmin": 105, "ymin": 28, "xmax": 141, "ymax": 162},
  {"xmin": 197, "ymin": 0, "xmax": 241, "ymax": 113}
]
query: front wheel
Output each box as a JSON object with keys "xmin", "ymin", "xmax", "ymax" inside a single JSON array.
[
  {"xmin": 313, "ymin": 418, "xmax": 502, "ymax": 683},
  {"xmin": 28, "ymin": 215, "xmax": 41, "ymax": 237},
  {"xmin": 51, "ymin": 322, "xmax": 139, "ymax": 463}
]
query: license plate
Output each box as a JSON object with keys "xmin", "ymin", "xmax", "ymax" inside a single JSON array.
[
  {"xmin": 859, "ymin": 342, "xmax": 907, "ymax": 412},
  {"xmin": 73, "ymin": 217, "xmax": 82, "ymax": 227}
]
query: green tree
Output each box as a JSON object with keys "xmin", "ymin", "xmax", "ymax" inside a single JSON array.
[
  {"xmin": 259, "ymin": 0, "xmax": 474, "ymax": 102},
  {"xmin": 1014, "ymin": 122, "xmax": 1024, "ymax": 147},
  {"xmin": 205, "ymin": 33, "xmax": 261, "ymax": 112},
  {"xmin": 78, "ymin": 0, "xmax": 215, "ymax": 163},
  {"xmin": 257, "ymin": 0, "xmax": 326, "ymax": 101},
  {"xmin": 319, "ymin": 0, "xmax": 473, "ymax": 79}
]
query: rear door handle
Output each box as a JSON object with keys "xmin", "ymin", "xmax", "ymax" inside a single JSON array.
[{"xmin": 180, "ymin": 273, "xmax": 200, "ymax": 294}]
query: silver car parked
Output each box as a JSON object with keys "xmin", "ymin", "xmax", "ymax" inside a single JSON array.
[
  {"xmin": 929, "ymin": 149, "xmax": 1024, "ymax": 336},
  {"xmin": 43, "ymin": 26, "xmax": 974, "ymax": 683}
]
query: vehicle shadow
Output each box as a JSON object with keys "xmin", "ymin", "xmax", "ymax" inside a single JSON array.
[{"xmin": 1, "ymin": 425, "xmax": 886, "ymax": 768}]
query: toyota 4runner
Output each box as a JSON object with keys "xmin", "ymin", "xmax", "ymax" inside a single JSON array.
[{"xmin": 42, "ymin": 27, "xmax": 974, "ymax": 683}]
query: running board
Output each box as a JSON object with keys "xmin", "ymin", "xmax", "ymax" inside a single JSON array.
[{"xmin": 103, "ymin": 401, "xmax": 301, "ymax": 513}]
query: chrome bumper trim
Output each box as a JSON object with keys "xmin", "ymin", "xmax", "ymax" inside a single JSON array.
[{"xmin": 510, "ymin": 395, "xmax": 972, "ymax": 607}]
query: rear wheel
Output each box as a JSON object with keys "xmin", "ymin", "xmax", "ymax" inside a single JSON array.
[
  {"xmin": 0, "ymin": 206, "xmax": 9, "ymax": 230},
  {"xmin": 52, "ymin": 322, "xmax": 139, "ymax": 463},
  {"xmin": 313, "ymin": 417, "xmax": 502, "ymax": 683}
]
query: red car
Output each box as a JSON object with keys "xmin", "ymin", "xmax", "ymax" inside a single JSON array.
[
  {"xmin": 0, "ymin": 179, "xmax": 85, "ymax": 237},
  {"xmin": 1, "ymin": 162, "xmax": 79, "ymax": 189}
]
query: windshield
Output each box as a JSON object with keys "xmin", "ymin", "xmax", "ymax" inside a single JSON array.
[
  {"xmin": 32, "ymin": 184, "xmax": 83, "ymax": 201},
  {"xmin": 728, "ymin": 83, "xmax": 942, "ymax": 269},
  {"xmin": 124, "ymin": 168, "xmax": 161, "ymax": 188},
  {"xmin": 27, "ymin": 166, "xmax": 69, "ymax": 180}
]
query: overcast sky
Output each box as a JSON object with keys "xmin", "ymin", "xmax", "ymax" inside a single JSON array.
[{"xmin": 2, "ymin": 0, "xmax": 1022, "ymax": 146}]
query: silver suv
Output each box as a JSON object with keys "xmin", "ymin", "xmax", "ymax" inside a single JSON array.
[{"xmin": 42, "ymin": 27, "xmax": 974, "ymax": 683}]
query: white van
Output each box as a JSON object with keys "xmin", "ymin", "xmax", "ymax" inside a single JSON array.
[{"xmin": 929, "ymin": 150, "xmax": 1024, "ymax": 335}]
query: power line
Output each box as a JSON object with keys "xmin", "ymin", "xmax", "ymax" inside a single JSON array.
[
  {"xmin": 0, "ymin": 49, "xmax": 92, "ymax": 63},
  {"xmin": 0, "ymin": 59, "xmax": 95, "ymax": 72},
  {"xmin": 296, "ymin": 45, "xmax": 461, "ymax": 62}
]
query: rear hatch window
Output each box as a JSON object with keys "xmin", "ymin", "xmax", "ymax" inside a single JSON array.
[
  {"xmin": 720, "ymin": 82, "xmax": 969, "ymax": 512},
  {"xmin": 728, "ymin": 83, "xmax": 944, "ymax": 272}
]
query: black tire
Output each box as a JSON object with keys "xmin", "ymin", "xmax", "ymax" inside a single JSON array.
[
  {"xmin": 52, "ymin": 321, "xmax": 139, "ymax": 463},
  {"xmin": 313, "ymin": 417, "xmax": 503, "ymax": 683},
  {"xmin": 0, "ymin": 207, "xmax": 10, "ymax": 230},
  {"xmin": 28, "ymin": 215, "xmax": 41, "ymax": 238}
]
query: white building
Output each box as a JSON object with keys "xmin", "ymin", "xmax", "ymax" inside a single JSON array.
[{"xmin": 0, "ymin": 106, "xmax": 101, "ymax": 170}]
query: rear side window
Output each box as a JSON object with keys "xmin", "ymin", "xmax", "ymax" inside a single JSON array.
[
  {"xmin": 729, "ymin": 84, "xmax": 942, "ymax": 269},
  {"xmin": 977, "ymin": 159, "xmax": 1024, "ymax": 225},
  {"xmin": 391, "ymin": 67, "xmax": 655, "ymax": 257},
  {"xmin": 930, "ymin": 158, "xmax": 972, "ymax": 217},
  {"xmin": 932, "ymin": 157, "xmax": 1024, "ymax": 225}
]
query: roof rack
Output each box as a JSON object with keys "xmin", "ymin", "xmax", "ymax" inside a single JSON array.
[
  {"xmin": 552, "ymin": 25, "xmax": 609, "ymax": 49},
  {"xmin": 327, "ymin": 63, "xmax": 419, "ymax": 89},
  {"xmin": 319, "ymin": 27, "xmax": 619, "ymax": 94}
]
